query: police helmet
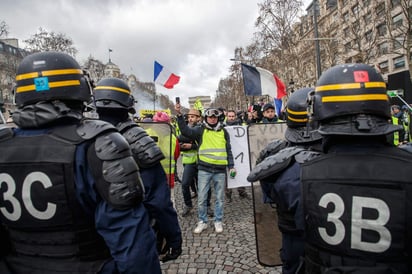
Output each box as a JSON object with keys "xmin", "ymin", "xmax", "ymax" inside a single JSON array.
[
  {"xmin": 285, "ymin": 87, "xmax": 322, "ymax": 144},
  {"xmin": 312, "ymin": 63, "xmax": 400, "ymax": 136},
  {"xmin": 15, "ymin": 51, "xmax": 92, "ymax": 106},
  {"xmin": 93, "ymin": 78, "xmax": 135, "ymax": 113}
]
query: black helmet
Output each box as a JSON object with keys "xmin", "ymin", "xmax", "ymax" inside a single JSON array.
[
  {"xmin": 312, "ymin": 63, "xmax": 400, "ymax": 136},
  {"xmin": 15, "ymin": 51, "xmax": 91, "ymax": 106},
  {"xmin": 93, "ymin": 78, "xmax": 135, "ymax": 113},
  {"xmin": 285, "ymin": 87, "xmax": 321, "ymax": 144}
]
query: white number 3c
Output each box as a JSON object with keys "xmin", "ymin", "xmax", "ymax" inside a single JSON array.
[{"xmin": 0, "ymin": 172, "xmax": 57, "ymax": 221}]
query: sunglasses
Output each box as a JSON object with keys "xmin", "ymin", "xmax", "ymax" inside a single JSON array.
[{"xmin": 205, "ymin": 109, "xmax": 221, "ymax": 117}]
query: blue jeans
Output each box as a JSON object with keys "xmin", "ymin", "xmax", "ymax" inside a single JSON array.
[
  {"xmin": 197, "ymin": 169, "xmax": 225, "ymax": 223},
  {"xmin": 181, "ymin": 163, "xmax": 198, "ymax": 207}
]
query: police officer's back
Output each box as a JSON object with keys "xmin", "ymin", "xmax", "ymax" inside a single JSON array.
[
  {"xmin": 93, "ymin": 77, "xmax": 182, "ymax": 262},
  {"xmin": 0, "ymin": 52, "xmax": 161, "ymax": 273},
  {"xmin": 302, "ymin": 63, "xmax": 412, "ymax": 273},
  {"xmin": 248, "ymin": 88, "xmax": 322, "ymax": 274}
]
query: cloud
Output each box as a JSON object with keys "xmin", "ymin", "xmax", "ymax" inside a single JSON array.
[{"xmin": 1, "ymin": 0, "xmax": 258, "ymax": 107}]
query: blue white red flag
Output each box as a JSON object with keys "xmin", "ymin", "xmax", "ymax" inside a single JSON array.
[
  {"xmin": 274, "ymin": 98, "xmax": 283, "ymax": 118},
  {"xmin": 241, "ymin": 63, "xmax": 287, "ymax": 99},
  {"xmin": 154, "ymin": 61, "xmax": 180, "ymax": 89}
]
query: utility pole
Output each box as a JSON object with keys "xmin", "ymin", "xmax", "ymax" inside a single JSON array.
[{"xmin": 313, "ymin": 0, "xmax": 322, "ymax": 79}]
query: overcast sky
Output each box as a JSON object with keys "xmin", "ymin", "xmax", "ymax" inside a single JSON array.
[{"xmin": 2, "ymin": 0, "xmax": 311, "ymax": 107}]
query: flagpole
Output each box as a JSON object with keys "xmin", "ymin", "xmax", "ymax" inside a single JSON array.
[{"xmin": 153, "ymin": 91, "xmax": 156, "ymax": 112}]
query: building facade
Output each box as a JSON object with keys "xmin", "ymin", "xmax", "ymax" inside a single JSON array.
[
  {"xmin": 294, "ymin": 0, "xmax": 411, "ymax": 87},
  {"xmin": 0, "ymin": 39, "xmax": 28, "ymax": 119}
]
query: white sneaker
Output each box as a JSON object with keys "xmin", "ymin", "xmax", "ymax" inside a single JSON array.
[
  {"xmin": 214, "ymin": 222, "xmax": 223, "ymax": 233},
  {"xmin": 193, "ymin": 222, "xmax": 208, "ymax": 234}
]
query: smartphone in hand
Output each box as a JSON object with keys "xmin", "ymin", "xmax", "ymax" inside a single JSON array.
[{"xmin": 175, "ymin": 97, "xmax": 180, "ymax": 104}]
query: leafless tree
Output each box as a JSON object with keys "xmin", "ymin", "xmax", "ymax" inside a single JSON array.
[
  {"xmin": 0, "ymin": 20, "xmax": 9, "ymax": 38},
  {"xmin": 23, "ymin": 27, "xmax": 78, "ymax": 57},
  {"xmin": 254, "ymin": 0, "xmax": 304, "ymax": 76},
  {"xmin": 82, "ymin": 55, "xmax": 106, "ymax": 83},
  {"xmin": 384, "ymin": 0, "xmax": 412, "ymax": 76}
]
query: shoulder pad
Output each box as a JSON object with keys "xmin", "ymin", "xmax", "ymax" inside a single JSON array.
[
  {"xmin": 399, "ymin": 143, "xmax": 412, "ymax": 154},
  {"xmin": 122, "ymin": 126, "xmax": 165, "ymax": 168},
  {"xmin": 95, "ymin": 131, "xmax": 144, "ymax": 209},
  {"xmin": 294, "ymin": 150, "xmax": 321, "ymax": 164},
  {"xmin": 0, "ymin": 126, "xmax": 14, "ymax": 142},
  {"xmin": 95, "ymin": 131, "xmax": 132, "ymax": 160},
  {"xmin": 256, "ymin": 139, "xmax": 288, "ymax": 165},
  {"xmin": 116, "ymin": 120, "xmax": 136, "ymax": 133},
  {"xmin": 247, "ymin": 146, "xmax": 304, "ymax": 182},
  {"xmin": 77, "ymin": 119, "xmax": 117, "ymax": 140},
  {"xmin": 104, "ymin": 156, "xmax": 144, "ymax": 209}
]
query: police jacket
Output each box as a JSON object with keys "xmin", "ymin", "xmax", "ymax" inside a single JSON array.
[
  {"xmin": 248, "ymin": 142, "xmax": 320, "ymax": 234},
  {"xmin": 301, "ymin": 138, "xmax": 412, "ymax": 273},
  {"xmin": 0, "ymin": 102, "xmax": 160, "ymax": 274},
  {"xmin": 177, "ymin": 115, "xmax": 234, "ymax": 172},
  {"xmin": 115, "ymin": 119, "xmax": 182, "ymax": 251}
]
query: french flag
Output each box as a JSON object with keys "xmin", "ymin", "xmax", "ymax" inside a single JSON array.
[
  {"xmin": 154, "ymin": 61, "xmax": 180, "ymax": 89},
  {"xmin": 241, "ymin": 63, "xmax": 287, "ymax": 99}
]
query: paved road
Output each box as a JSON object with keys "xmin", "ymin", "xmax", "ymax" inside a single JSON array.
[{"xmin": 160, "ymin": 171, "xmax": 282, "ymax": 274}]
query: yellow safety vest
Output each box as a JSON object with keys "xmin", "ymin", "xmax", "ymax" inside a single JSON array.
[
  {"xmin": 181, "ymin": 148, "xmax": 197, "ymax": 165},
  {"xmin": 198, "ymin": 130, "xmax": 228, "ymax": 166},
  {"xmin": 392, "ymin": 116, "xmax": 399, "ymax": 146}
]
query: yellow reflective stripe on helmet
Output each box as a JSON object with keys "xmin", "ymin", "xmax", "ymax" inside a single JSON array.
[
  {"xmin": 16, "ymin": 69, "xmax": 83, "ymax": 81},
  {"xmin": 315, "ymin": 82, "xmax": 385, "ymax": 92},
  {"xmin": 16, "ymin": 84, "xmax": 36, "ymax": 93},
  {"xmin": 288, "ymin": 116, "xmax": 308, "ymax": 123},
  {"xmin": 316, "ymin": 83, "xmax": 360, "ymax": 91},
  {"xmin": 16, "ymin": 80, "xmax": 80, "ymax": 93},
  {"xmin": 287, "ymin": 109, "xmax": 307, "ymax": 115},
  {"xmin": 15, "ymin": 72, "xmax": 39, "ymax": 81},
  {"xmin": 50, "ymin": 80, "xmax": 80, "ymax": 88},
  {"xmin": 94, "ymin": 85, "xmax": 131, "ymax": 94},
  {"xmin": 365, "ymin": 82, "xmax": 386, "ymax": 88},
  {"xmin": 322, "ymin": 94, "xmax": 389, "ymax": 103}
]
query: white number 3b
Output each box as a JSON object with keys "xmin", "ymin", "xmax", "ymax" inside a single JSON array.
[{"xmin": 318, "ymin": 193, "xmax": 391, "ymax": 253}]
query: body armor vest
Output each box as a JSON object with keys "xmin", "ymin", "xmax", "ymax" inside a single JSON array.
[
  {"xmin": 117, "ymin": 120, "xmax": 164, "ymax": 168},
  {"xmin": 301, "ymin": 146, "xmax": 412, "ymax": 273},
  {"xmin": 0, "ymin": 124, "xmax": 111, "ymax": 274}
]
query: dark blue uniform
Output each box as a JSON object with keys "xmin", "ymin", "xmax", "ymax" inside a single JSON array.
[
  {"xmin": 259, "ymin": 158, "xmax": 306, "ymax": 274},
  {"xmin": 0, "ymin": 123, "xmax": 161, "ymax": 274},
  {"xmin": 140, "ymin": 164, "xmax": 182, "ymax": 253}
]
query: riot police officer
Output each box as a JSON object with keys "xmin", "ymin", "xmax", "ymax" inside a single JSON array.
[
  {"xmin": 302, "ymin": 63, "xmax": 412, "ymax": 273},
  {"xmin": 93, "ymin": 77, "xmax": 182, "ymax": 262},
  {"xmin": 248, "ymin": 87, "xmax": 322, "ymax": 274},
  {"xmin": 0, "ymin": 52, "xmax": 161, "ymax": 273}
]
